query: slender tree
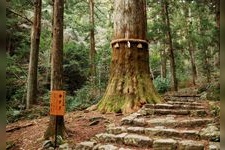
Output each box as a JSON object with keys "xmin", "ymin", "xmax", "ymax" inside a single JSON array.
[
  {"xmin": 26, "ymin": 0, "xmax": 42, "ymax": 109},
  {"xmin": 185, "ymin": 6, "xmax": 197, "ymax": 85},
  {"xmin": 89, "ymin": 0, "xmax": 96, "ymax": 82},
  {"xmin": 97, "ymin": 0, "xmax": 162, "ymax": 114},
  {"xmin": 162, "ymin": 0, "xmax": 177, "ymax": 91},
  {"xmin": 44, "ymin": 0, "xmax": 65, "ymax": 139},
  {"xmin": 160, "ymin": 47, "xmax": 167, "ymax": 79},
  {"xmin": 215, "ymin": 0, "xmax": 220, "ymax": 68}
]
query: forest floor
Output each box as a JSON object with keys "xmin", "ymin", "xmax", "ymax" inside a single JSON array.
[
  {"xmin": 6, "ymin": 87, "xmax": 220, "ymax": 150},
  {"xmin": 6, "ymin": 110, "xmax": 125, "ymax": 150}
]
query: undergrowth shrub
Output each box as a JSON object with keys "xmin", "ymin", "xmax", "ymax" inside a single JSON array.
[
  {"xmin": 66, "ymin": 82, "xmax": 102, "ymax": 111},
  {"xmin": 153, "ymin": 76, "xmax": 170, "ymax": 93}
]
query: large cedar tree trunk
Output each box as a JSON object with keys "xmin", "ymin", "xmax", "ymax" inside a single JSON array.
[
  {"xmin": 44, "ymin": 0, "xmax": 65, "ymax": 139},
  {"xmin": 26, "ymin": 0, "xmax": 42, "ymax": 109},
  {"xmin": 97, "ymin": 0, "xmax": 162, "ymax": 114},
  {"xmin": 163, "ymin": 0, "xmax": 178, "ymax": 91}
]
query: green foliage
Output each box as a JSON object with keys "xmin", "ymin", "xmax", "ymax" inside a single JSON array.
[
  {"xmin": 66, "ymin": 83, "xmax": 101, "ymax": 112},
  {"xmin": 209, "ymin": 102, "xmax": 220, "ymax": 117},
  {"xmin": 153, "ymin": 76, "xmax": 170, "ymax": 93},
  {"xmin": 6, "ymin": 54, "xmax": 27, "ymax": 107},
  {"xmin": 63, "ymin": 41, "xmax": 89, "ymax": 94},
  {"xmin": 6, "ymin": 0, "xmax": 220, "ymax": 123}
]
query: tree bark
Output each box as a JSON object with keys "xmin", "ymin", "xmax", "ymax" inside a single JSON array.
[
  {"xmin": 89, "ymin": 0, "xmax": 96, "ymax": 82},
  {"xmin": 44, "ymin": 0, "xmax": 65, "ymax": 140},
  {"xmin": 185, "ymin": 6, "xmax": 197, "ymax": 86},
  {"xmin": 26, "ymin": 0, "xmax": 42, "ymax": 109},
  {"xmin": 204, "ymin": 50, "xmax": 211, "ymax": 83},
  {"xmin": 188, "ymin": 43, "xmax": 197, "ymax": 85},
  {"xmin": 163, "ymin": 0, "xmax": 177, "ymax": 91},
  {"xmin": 160, "ymin": 47, "xmax": 167, "ymax": 79},
  {"xmin": 215, "ymin": 0, "xmax": 220, "ymax": 68},
  {"xmin": 97, "ymin": 0, "xmax": 162, "ymax": 114}
]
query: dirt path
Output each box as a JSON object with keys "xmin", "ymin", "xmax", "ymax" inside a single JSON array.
[{"xmin": 6, "ymin": 110, "xmax": 124, "ymax": 149}]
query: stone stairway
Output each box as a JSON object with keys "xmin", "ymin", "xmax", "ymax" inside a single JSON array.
[{"xmin": 75, "ymin": 95, "xmax": 220, "ymax": 150}]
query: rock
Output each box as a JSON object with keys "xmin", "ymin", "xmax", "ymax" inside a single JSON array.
[
  {"xmin": 59, "ymin": 143, "xmax": 69, "ymax": 150},
  {"xmin": 115, "ymin": 133, "xmax": 128, "ymax": 143},
  {"xmin": 145, "ymin": 128, "xmax": 161, "ymax": 136},
  {"xmin": 200, "ymin": 124, "xmax": 220, "ymax": 141},
  {"xmin": 115, "ymin": 113, "xmax": 123, "ymax": 116},
  {"xmin": 200, "ymin": 92, "xmax": 207, "ymax": 99},
  {"xmin": 86, "ymin": 104, "xmax": 97, "ymax": 111},
  {"xmin": 121, "ymin": 116, "xmax": 135, "ymax": 125},
  {"xmin": 209, "ymin": 142, "xmax": 220, "ymax": 150},
  {"xmin": 129, "ymin": 112, "xmax": 142, "ymax": 118},
  {"xmin": 89, "ymin": 116, "xmax": 106, "ymax": 122},
  {"xmin": 107, "ymin": 126, "xmax": 127, "ymax": 134},
  {"xmin": 154, "ymin": 109, "xmax": 190, "ymax": 115},
  {"xmin": 6, "ymin": 141, "xmax": 15, "ymax": 149},
  {"xmin": 179, "ymin": 118, "xmax": 213, "ymax": 127},
  {"xmin": 153, "ymin": 138, "xmax": 177, "ymax": 150},
  {"xmin": 75, "ymin": 141, "xmax": 96, "ymax": 150},
  {"xmin": 83, "ymin": 110, "xmax": 89, "ymax": 113},
  {"xmin": 97, "ymin": 144, "xmax": 118, "ymax": 150},
  {"xmin": 57, "ymin": 136, "xmax": 64, "ymax": 145},
  {"xmin": 179, "ymin": 130, "xmax": 199, "ymax": 139},
  {"xmin": 89, "ymin": 120, "xmax": 100, "ymax": 126},
  {"xmin": 178, "ymin": 140, "xmax": 204, "ymax": 150},
  {"xmin": 145, "ymin": 128, "xmax": 180, "ymax": 137},
  {"xmin": 132, "ymin": 118, "xmax": 147, "ymax": 126},
  {"xmin": 42, "ymin": 140, "xmax": 54, "ymax": 149},
  {"xmin": 191, "ymin": 110, "xmax": 207, "ymax": 117},
  {"xmin": 123, "ymin": 134, "xmax": 153, "ymax": 147},
  {"xmin": 127, "ymin": 127, "xmax": 145, "ymax": 134},
  {"xmin": 95, "ymin": 133, "xmax": 116, "ymax": 143}
]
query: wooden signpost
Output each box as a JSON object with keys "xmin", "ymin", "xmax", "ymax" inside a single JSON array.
[
  {"xmin": 50, "ymin": 90, "xmax": 66, "ymax": 116},
  {"xmin": 50, "ymin": 90, "xmax": 66, "ymax": 149}
]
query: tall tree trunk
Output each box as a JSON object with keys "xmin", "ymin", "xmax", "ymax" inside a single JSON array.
[
  {"xmin": 160, "ymin": 46, "xmax": 167, "ymax": 79},
  {"xmin": 204, "ymin": 50, "xmax": 211, "ymax": 83},
  {"xmin": 44, "ymin": 0, "xmax": 65, "ymax": 140},
  {"xmin": 97, "ymin": 0, "xmax": 162, "ymax": 114},
  {"xmin": 215, "ymin": 0, "xmax": 220, "ymax": 68},
  {"xmin": 45, "ymin": 0, "xmax": 54, "ymax": 89},
  {"xmin": 185, "ymin": 6, "xmax": 197, "ymax": 86},
  {"xmin": 89, "ymin": 0, "xmax": 96, "ymax": 82},
  {"xmin": 188, "ymin": 43, "xmax": 197, "ymax": 85},
  {"xmin": 163, "ymin": 0, "xmax": 177, "ymax": 91},
  {"xmin": 26, "ymin": 0, "xmax": 42, "ymax": 109}
]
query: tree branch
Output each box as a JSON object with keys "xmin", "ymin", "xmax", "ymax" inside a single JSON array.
[{"xmin": 7, "ymin": 8, "xmax": 33, "ymax": 24}]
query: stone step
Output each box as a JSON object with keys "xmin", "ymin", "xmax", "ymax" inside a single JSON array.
[
  {"xmin": 107, "ymin": 126, "xmax": 200, "ymax": 140},
  {"xmin": 166, "ymin": 101, "xmax": 204, "ymax": 106},
  {"xmin": 143, "ymin": 103, "xmax": 205, "ymax": 110},
  {"xmin": 79, "ymin": 133, "xmax": 207, "ymax": 150},
  {"xmin": 164, "ymin": 97, "xmax": 201, "ymax": 102},
  {"xmin": 152, "ymin": 139, "xmax": 205, "ymax": 150},
  {"xmin": 75, "ymin": 141, "xmax": 137, "ymax": 150},
  {"xmin": 91, "ymin": 133, "xmax": 153, "ymax": 148},
  {"xmin": 139, "ymin": 108, "xmax": 207, "ymax": 116},
  {"xmin": 177, "ymin": 140, "xmax": 205, "ymax": 150},
  {"xmin": 121, "ymin": 116, "xmax": 214, "ymax": 128},
  {"xmin": 75, "ymin": 139, "xmax": 218, "ymax": 150}
]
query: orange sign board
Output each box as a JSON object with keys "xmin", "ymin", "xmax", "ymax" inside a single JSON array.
[{"xmin": 50, "ymin": 90, "xmax": 66, "ymax": 116}]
